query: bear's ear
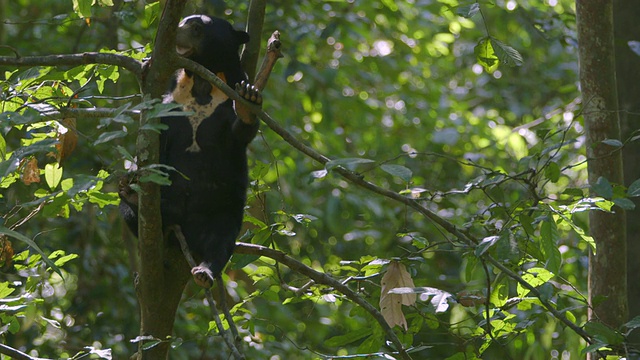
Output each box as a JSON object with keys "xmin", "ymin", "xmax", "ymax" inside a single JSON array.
[{"xmin": 235, "ymin": 30, "xmax": 250, "ymax": 45}]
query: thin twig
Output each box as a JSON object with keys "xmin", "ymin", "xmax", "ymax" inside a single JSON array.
[
  {"xmin": 216, "ymin": 274, "xmax": 241, "ymax": 343},
  {"xmin": 168, "ymin": 225, "xmax": 245, "ymax": 360}
]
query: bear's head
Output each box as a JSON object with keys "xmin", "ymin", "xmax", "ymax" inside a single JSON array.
[{"xmin": 175, "ymin": 15, "xmax": 249, "ymax": 77}]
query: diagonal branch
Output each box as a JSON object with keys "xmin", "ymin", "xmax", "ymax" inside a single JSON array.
[{"xmin": 234, "ymin": 242, "xmax": 413, "ymax": 360}]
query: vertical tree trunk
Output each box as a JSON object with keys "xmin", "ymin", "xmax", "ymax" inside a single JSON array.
[
  {"xmin": 576, "ymin": 0, "xmax": 628, "ymax": 329},
  {"xmin": 135, "ymin": 1, "xmax": 190, "ymax": 358},
  {"xmin": 614, "ymin": 0, "xmax": 640, "ymax": 344}
]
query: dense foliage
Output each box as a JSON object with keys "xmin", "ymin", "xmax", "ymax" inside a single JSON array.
[{"xmin": 1, "ymin": 0, "xmax": 636, "ymax": 359}]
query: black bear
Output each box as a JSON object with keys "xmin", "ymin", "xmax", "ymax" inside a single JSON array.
[{"xmin": 120, "ymin": 15, "xmax": 261, "ymax": 288}]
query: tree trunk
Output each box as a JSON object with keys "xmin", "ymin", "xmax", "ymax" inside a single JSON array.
[
  {"xmin": 576, "ymin": 0, "xmax": 628, "ymax": 330},
  {"xmin": 135, "ymin": 1, "xmax": 190, "ymax": 358},
  {"xmin": 615, "ymin": 0, "xmax": 640, "ymax": 345}
]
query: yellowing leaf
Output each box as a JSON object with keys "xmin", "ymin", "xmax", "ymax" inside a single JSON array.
[{"xmin": 380, "ymin": 261, "xmax": 416, "ymax": 330}]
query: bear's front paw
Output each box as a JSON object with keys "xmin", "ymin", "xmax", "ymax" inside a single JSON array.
[
  {"xmin": 235, "ymin": 81, "xmax": 262, "ymax": 124},
  {"xmin": 236, "ymin": 80, "xmax": 263, "ymax": 106},
  {"xmin": 191, "ymin": 265, "xmax": 214, "ymax": 288}
]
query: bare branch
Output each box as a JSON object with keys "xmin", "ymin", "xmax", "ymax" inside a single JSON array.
[
  {"xmin": 254, "ymin": 31, "xmax": 282, "ymax": 91},
  {"xmin": 0, "ymin": 52, "xmax": 143, "ymax": 79}
]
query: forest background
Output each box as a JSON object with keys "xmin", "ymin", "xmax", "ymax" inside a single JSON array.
[{"xmin": 1, "ymin": 0, "xmax": 640, "ymax": 359}]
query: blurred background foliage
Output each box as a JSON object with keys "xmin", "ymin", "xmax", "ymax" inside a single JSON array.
[{"xmin": 0, "ymin": 0, "xmax": 596, "ymax": 359}]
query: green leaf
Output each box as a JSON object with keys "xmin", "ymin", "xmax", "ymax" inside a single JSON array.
[
  {"xmin": 357, "ymin": 334, "xmax": 384, "ymax": 354},
  {"xmin": 325, "ymin": 158, "xmax": 374, "ymax": 171},
  {"xmin": 519, "ymin": 214, "xmax": 535, "ymax": 235},
  {"xmin": 490, "ymin": 38, "xmax": 524, "ymax": 67},
  {"xmin": 88, "ymin": 191, "xmax": 120, "ymax": 208},
  {"xmin": 0, "ymin": 133, "xmax": 6, "ymax": 160},
  {"xmin": 455, "ymin": 3, "xmax": 480, "ymax": 18},
  {"xmin": 72, "ymin": 0, "xmax": 93, "ymax": 18},
  {"xmin": 623, "ymin": 316, "xmax": 640, "ymax": 336},
  {"xmin": 0, "ymin": 227, "xmax": 61, "ymax": 276},
  {"xmin": 584, "ymin": 321, "xmax": 624, "ymax": 345},
  {"xmin": 517, "ymin": 267, "xmax": 553, "ymax": 297},
  {"xmin": 52, "ymin": 252, "xmax": 79, "ymax": 267},
  {"xmin": 613, "ymin": 197, "xmax": 635, "ymax": 210},
  {"xmin": 380, "ymin": 164, "xmax": 412, "ymax": 182},
  {"xmin": 0, "ymin": 282, "xmax": 14, "ymax": 299},
  {"xmin": 628, "ymin": 178, "xmax": 640, "ymax": 197},
  {"xmin": 94, "ymin": 130, "xmax": 128, "ymax": 146},
  {"xmin": 540, "ymin": 219, "xmax": 561, "ymax": 274},
  {"xmin": 601, "ymin": 138, "xmax": 623, "ymax": 148},
  {"xmin": 474, "ymin": 37, "xmax": 499, "ymax": 73},
  {"xmin": 592, "ymin": 176, "xmax": 613, "ymax": 199},
  {"xmin": 325, "ymin": 328, "xmax": 372, "ymax": 347},
  {"xmin": 544, "ymin": 161, "xmax": 560, "ymax": 183},
  {"xmin": 45, "ymin": 163, "xmax": 63, "ymax": 190}
]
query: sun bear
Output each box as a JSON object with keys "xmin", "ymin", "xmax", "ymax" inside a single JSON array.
[{"xmin": 119, "ymin": 15, "xmax": 261, "ymax": 288}]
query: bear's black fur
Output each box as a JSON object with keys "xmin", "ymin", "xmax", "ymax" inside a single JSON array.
[{"xmin": 119, "ymin": 15, "xmax": 261, "ymax": 288}]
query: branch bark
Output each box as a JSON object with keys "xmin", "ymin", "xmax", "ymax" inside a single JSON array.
[
  {"xmin": 0, "ymin": 52, "xmax": 143, "ymax": 78},
  {"xmin": 576, "ymin": 0, "xmax": 628, "ymax": 331}
]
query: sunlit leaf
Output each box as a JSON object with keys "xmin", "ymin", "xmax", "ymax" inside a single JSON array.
[
  {"xmin": 517, "ymin": 267, "xmax": 553, "ymax": 297},
  {"xmin": 474, "ymin": 37, "xmax": 499, "ymax": 73},
  {"xmin": 45, "ymin": 162, "xmax": 63, "ymax": 190}
]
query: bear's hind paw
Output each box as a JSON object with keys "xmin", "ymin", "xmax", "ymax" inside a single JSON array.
[{"xmin": 191, "ymin": 265, "xmax": 214, "ymax": 288}]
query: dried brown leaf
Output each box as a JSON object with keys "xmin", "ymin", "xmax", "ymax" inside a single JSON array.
[
  {"xmin": 21, "ymin": 157, "xmax": 40, "ymax": 185},
  {"xmin": 380, "ymin": 261, "xmax": 416, "ymax": 330},
  {"xmin": 56, "ymin": 118, "xmax": 77, "ymax": 164}
]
